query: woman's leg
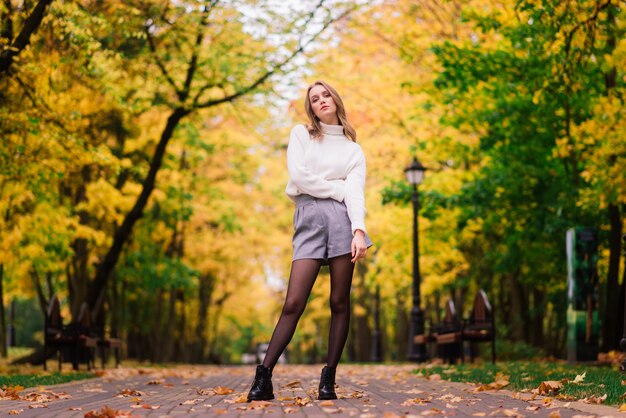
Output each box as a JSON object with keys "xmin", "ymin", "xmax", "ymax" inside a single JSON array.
[
  {"xmin": 326, "ymin": 253, "xmax": 355, "ymax": 367},
  {"xmin": 262, "ymin": 258, "xmax": 322, "ymax": 369}
]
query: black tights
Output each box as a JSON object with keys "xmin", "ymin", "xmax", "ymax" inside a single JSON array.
[{"xmin": 262, "ymin": 254, "xmax": 355, "ymax": 370}]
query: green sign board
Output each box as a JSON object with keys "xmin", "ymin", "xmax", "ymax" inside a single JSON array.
[{"xmin": 566, "ymin": 227, "xmax": 599, "ymax": 362}]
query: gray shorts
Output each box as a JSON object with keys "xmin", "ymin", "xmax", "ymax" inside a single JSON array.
[{"xmin": 292, "ymin": 194, "xmax": 373, "ymax": 265}]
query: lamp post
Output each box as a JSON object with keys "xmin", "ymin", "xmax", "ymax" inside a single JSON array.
[{"xmin": 405, "ymin": 157, "xmax": 427, "ymax": 362}]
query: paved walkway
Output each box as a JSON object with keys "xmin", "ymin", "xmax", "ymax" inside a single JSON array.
[{"xmin": 0, "ymin": 365, "xmax": 621, "ymax": 417}]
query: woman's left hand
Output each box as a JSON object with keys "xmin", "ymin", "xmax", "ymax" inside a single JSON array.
[{"xmin": 351, "ymin": 230, "xmax": 368, "ymax": 263}]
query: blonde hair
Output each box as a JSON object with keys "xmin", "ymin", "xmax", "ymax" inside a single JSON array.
[{"xmin": 304, "ymin": 80, "xmax": 357, "ymax": 142}]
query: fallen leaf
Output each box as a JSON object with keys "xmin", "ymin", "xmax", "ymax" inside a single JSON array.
[
  {"xmin": 8, "ymin": 410, "xmax": 23, "ymax": 415},
  {"xmin": 536, "ymin": 381, "xmax": 563, "ymax": 395},
  {"xmin": 28, "ymin": 404, "xmax": 47, "ymax": 409},
  {"xmin": 495, "ymin": 373, "xmax": 510, "ymax": 380},
  {"xmin": 526, "ymin": 406, "xmax": 540, "ymax": 411},
  {"xmin": 547, "ymin": 411, "xmax": 561, "ymax": 418},
  {"xmin": 197, "ymin": 388, "xmax": 213, "ymax": 395},
  {"xmin": 320, "ymin": 400, "xmax": 335, "ymax": 406},
  {"xmin": 384, "ymin": 413, "xmax": 402, "ymax": 418},
  {"xmin": 472, "ymin": 414, "xmax": 486, "ymax": 417},
  {"xmin": 572, "ymin": 372, "xmax": 586, "ymax": 384},
  {"xmin": 429, "ymin": 374, "xmax": 442, "ymax": 381},
  {"xmin": 582, "ymin": 394, "xmax": 607, "ymax": 404},
  {"xmin": 214, "ymin": 386, "xmax": 234, "ymax": 395},
  {"xmin": 284, "ymin": 380, "xmax": 301, "ymax": 388},
  {"xmin": 223, "ymin": 393, "xmax": 247, "ymax": 404},
  {"xmin": 556, "ymin": 393, "xmax": 576, "ymax": 401},
  {"xmin": 476, "ymin": 379, "xmax": 510, "ymax": 392},
  {"xmin": 619, "ymin": 403, "xmax": 626, "ymax": 412},
  {"xmin": 69, "ymin": 407, "xmax": 83, "ymax": 411},
  {"xmin": 249, "ymin": 400, "xmax": 273, "ymax": 409},
  {"xmin": 146, "ymin": 379, "xmax": 163, "ymax": 385},
  {"xmin": 118, "ymin": 389, "xmax": 144, "ymax": 397},
  {"xmin": 401, "ymin": 397, "xmax": 432, "ymax": 406},
  {"xmin": 0, "ymin": 385, "xmax": 24, "ymax": 400},
  {"xmin": 543, "ymin": 397, "xmax": 553, "ymax": 405},
  {"xmin": 84, "ymin": 406, "xmax": 133, "ymax": 417}
]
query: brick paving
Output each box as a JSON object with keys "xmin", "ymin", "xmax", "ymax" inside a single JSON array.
[{"xmin": 0, "ymin": 365, "xmax": 621, "ymax": 417}]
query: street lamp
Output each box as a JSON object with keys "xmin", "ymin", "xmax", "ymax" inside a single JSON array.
[{"xmin": 405, "ymin": 157, "xmax": 427, "ymax": 362}]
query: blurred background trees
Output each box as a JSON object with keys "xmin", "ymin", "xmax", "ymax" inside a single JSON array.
[{"xmin": 0, "ymin": 0, "xmax": 624, "ymax": 363}]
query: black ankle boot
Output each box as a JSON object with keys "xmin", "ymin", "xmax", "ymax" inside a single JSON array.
[
  {"xmin": 247, "ymin": 365, "xmax": 274, "ymax": 401},
  {"xmin": 318, "ymin": 366, "xmax": 337, "ymax": 400}
]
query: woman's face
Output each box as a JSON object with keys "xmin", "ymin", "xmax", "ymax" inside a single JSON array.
[{"xmin": 309, "ymin": 84, "xmax": 338, "ymax": 124}]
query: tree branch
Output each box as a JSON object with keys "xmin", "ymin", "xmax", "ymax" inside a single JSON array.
[
  {"xmin": 0, "ymin": 0, "xmax": 54, "ymax": 76},
  {"xmin": 144, "ymin": 23, "xmax": 183, "ymax": 99},
  {"xmin": 196, "ymin": 5, "xmax": 356, "ymax": 109},
  {"xmin": 181, "ymin": 0, "xmax": 218, "ymax": 100}
]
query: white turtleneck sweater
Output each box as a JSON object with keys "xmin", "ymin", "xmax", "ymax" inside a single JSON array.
[{"xmin": 285, "ymin": 122, "xmax": 367, "ymax": 235}]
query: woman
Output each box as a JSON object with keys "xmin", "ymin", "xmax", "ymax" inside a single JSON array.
[{"xmin": 247, "ymin": 80, "xmax": 373, "ymax": 402}]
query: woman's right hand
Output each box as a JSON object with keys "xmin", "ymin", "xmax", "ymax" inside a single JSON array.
[{"xmin": 351, "ymin": 230, "xmax": 368, "ymax": 263}]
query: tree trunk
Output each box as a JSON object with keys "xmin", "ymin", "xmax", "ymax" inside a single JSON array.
[
  {"xmin": 618, "ymin": 262, "xmax": 625, "ymax": 349},
  {"xmin": 395, "ymin": 293, "xmax": 408, "ymax": 361},
  {"xmin": 603, "ymin": 203, "xmax": 622, "ymax": 350},
  {"xmin": 177, "ymin": 291, "xmax": 186, "ymax": 362},
  {"xmin": 86, "ymin": 107, "xmax": 189, "ymax": 315},
  {"xmin": 0, "ymin": 264, "xmax": 7, "ymax": 357},
  {"xmin": 531, "ymin": 288, "xmax": 545, "ymax": 347},
  {"xmin": 507, "ymin": 273, "xmax": 526, "ymax": 342},
  {"xmin": 600, "ymin": 1, "xmax": 621, "ymax": 352},
  {"xmin": 162, "ymin": 288, "xmax": 177, "ymax": 362},
  {"xmin": 347, "ymin": 263, "xmax": 371, "ymax": 362},
  {"xmin": 194, "ymin": 273, "xmax": 214, "ymax": 363},
  {"xmin": 152, "ymin": 289, "xmax": 164, "ymax": 363},
  {"xmin": 69, "ymin": 166, "xmax": 92, "ymax": 320}
]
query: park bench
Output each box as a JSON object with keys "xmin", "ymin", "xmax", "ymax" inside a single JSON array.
[
  {"xmin": 413, "ymin": 322, "xmax": 435, "ymax": 346},
  {"xmin": 44, "ymin": 295, "xmax": 97, "ymax": 371},
  {"xmin": 77, "ymin": 302, "xmax": 122, "ymax": 368},
  {"xmin": 434, "ymin": 299, "xmax": 463, "ymax": 364},
  {"xmin": 462, "ymin": 289, "xmax": 496, "ymax": 364}
]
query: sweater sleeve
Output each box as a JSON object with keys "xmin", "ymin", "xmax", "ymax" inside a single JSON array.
[
  {"xmin": 287, "ymin": 125, "xmax": 346, "ymax": 202},
  {"xmin": 345, "ymin": 149, "xmax": 367, "ymax": 235}
]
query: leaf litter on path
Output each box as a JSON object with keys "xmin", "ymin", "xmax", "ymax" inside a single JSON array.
[{"xmin": 476, "ymin": 373, "xmax": 510, "ymax": 392}]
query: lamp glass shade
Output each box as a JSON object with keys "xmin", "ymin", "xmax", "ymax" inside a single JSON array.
[
  {"xmin": 405, "ymin": 169, "xmax": 424, "ymax": 185},
  {"xmin": 404, "ymin": 158, "xmax": 426, "ymax": 185}
]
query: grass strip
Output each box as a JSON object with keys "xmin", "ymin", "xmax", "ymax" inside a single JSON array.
[
  {"xmin": 0, "ymin": 371, "xmax": 95, "ymax": 389},
  {"xmin": 413, "ymin": 361, "xmax": 625, "ymax": 405}
]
